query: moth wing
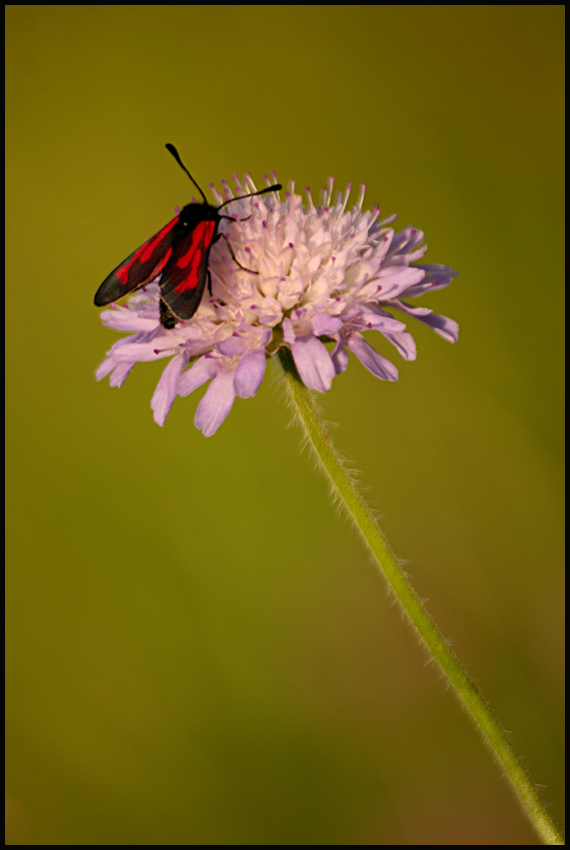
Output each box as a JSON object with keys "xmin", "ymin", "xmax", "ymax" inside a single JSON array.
[
  {"xmin": 94, "ymin": 215, "xmax": 179, "ymax": 306},
  {"xmin": 159, "ymin": 219, "xmax": 217, "ymax": 320}
]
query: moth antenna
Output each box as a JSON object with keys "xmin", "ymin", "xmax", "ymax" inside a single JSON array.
[
  {"xmin": 218, "ymin": 184, "xmax": 282, "ymax": 210},
  {"xmin": 165, "ymin": 143, "xmax": 208, "ymax": 204}
]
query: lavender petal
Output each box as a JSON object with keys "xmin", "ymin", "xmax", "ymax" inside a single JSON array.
[
  {"xmin": 291, "ymin": 334, "xmax": 335, "ymax": 392},
  {"xmin": 109, "ymin": 361, "xmax": 135, "ymax": 387},
  {"xmin": 95, "ymin": 358, "xmax": 117, "ymax": 381},
  {"xmin": 100, "ymin": 310, "xmax": 159, "ymax": 333},
  {"xmin": 381, "ymin": 330, "xmax": 417, "ymax": 361},
  {"xmin": 234, "ymin": 348, "xmax": 267, "ymax": 398},
  {"xmin": 195, "ymin": 369, "xmax": 236, "ymax": 437},
  {"xmin": 376, "ymin": 266, "xmax": 425, "ymax": 299},
  {"xmin": 111, "ymin": 341, "xmax": 174, "ymax": 362},
  {"xmin": 282, "ymin": 317, "xmax": 296, "ymax": 345},
  {"xmin": 395, "ymin": 299, "xmax": 459, "ymax": 343},
  {"xmin": 331, "ymin": 341, "xmax": 349, "ymax": 375},
  {"xmin": 178, "ymin": 355, "xmax": 219, "ymax": 397},
  {"xmin": 217, "ymin": 334, "xmax": 247, "ymax": 356},
  {"xmin": 151, "ymin": 351, "xmax": 189, "ymax": 426},
  {"xmin": 310, "ymin": 313, "xmax": 344, "ymax": 336},
  {"xmin": 347, "ymin": 332, "xmax": 399, "ymax": 381}
]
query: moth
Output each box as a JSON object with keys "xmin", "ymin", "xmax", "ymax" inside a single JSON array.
[{"xmin": 94, "ymin": 144, "xmax": 281, "ymax": 328}]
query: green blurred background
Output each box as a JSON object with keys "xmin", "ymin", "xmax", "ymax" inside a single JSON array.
[{"xmin": 6, "ymin": 6, "xmax": 564, "ymax": 845}]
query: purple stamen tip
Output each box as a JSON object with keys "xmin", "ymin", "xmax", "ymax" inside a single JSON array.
[{"xmin": 289, "ymin": 242, "xmax": 294, "ymax": 249}]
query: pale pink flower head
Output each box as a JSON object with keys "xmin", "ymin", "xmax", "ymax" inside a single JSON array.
[{"xmin": 96, "ymin": 174, "xmax": 458, "ymax": 435}]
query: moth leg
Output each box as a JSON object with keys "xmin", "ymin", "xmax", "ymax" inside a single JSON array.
[
  {"xmin": 207, "ymin": 269, "xmax": 213, "ymax": 297},
  {"xmin": 219, "ymin": 213, "xmax": 251, "ymax": 223},
  {"xmin": 220, "ymin": 233, "xmax": 258, "ymax": 275}
]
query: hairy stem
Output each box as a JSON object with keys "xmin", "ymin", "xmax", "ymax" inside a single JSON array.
[{"xmin": 277, "ymin": 348, "xmax": 564, "ymax": 846}]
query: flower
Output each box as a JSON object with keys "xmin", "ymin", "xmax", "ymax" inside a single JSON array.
[{"xmin": 96, "ymin": 174, "xmax": 458, "ymax": 436}]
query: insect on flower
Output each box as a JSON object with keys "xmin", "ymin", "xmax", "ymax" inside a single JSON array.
[
  {"xmin": 96, "ymin": 161, "xmax": 458, "ymax": 436},
  {"xmin": 94, "ymin": 144, "xmax": 282, "ymax": 328}
]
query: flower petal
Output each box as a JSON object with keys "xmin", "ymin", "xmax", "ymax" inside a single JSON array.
[
  {"xmin": 109, "ymin": 361, "xmax": 135, "ymax": 387},
  {"xmin": 346, "ymin": 332, "xmax": 398, "ymax": 381},
  {"xmin": 111, "ymin": 341, "xmax": 174, "ymax": 362},
  {"xmin": 400, "ymin": 265, "xmax": 458, "ymax": 297},
  {"xmin": 331, "ymin": 341, "xmax": 349, "ymax": 374},
  {"xmin": 282, "ymin": 317, "xmax": 296, "ymax": 345},
  {"xmin": 357, "ymin": 308, "xmax": 407, "ymax": 333},
  {"xmin": 310, "ymin": 313, "xmax": 344, "ymax": 336},
  {"xmin": 234, "ymin": 348, "xmax": 266, "ymax": 398},
  {"xmin": 178, "ymin": 355, "xmax": 219, "ymax": 397},
  {"xmin": 151, "ymin": 351, "xmax": 189, "ymax": 426},
  {"xmin": 101, "ymin": 309, "xmax": 159, "ymax": 333},
  {"xmin": 95, "ymin": 358, "xmax": 117, "ymax": 381},
  {"xmin": 195, "ymin": 369, "xmax": 236, "ymax": 437},
  {"xmin": 291, "ymin": 334, "xmax": 335, "ymax": 392},
  {"xmin": 416, "ymin": 311, "xmax": 459, "ymax": 343},
  {"xmin": 375, "ymin": 265, "xmax": 425, "ymax": 299},
  {"xmin": 416, "ymin": 263, "xmax": 459, "ymax": 277},
  {"xmin": 381, "ymin": 330, "xmax": 417, "ymax": 361},
  {"xmin": 216, "ymin": 334, "xmax": 247, "ymax": 356},
  {"xmin": 394, "ymin": 300, "xmax": 459, "ymax": 343}
]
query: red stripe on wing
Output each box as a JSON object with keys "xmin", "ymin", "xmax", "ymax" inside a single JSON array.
[
  {"xmin": 173, "ymin": 220, "xmax": 216, "ymax": 290},
  {"xmin": 116, "ymin": 216, "xmax": 179, "ymax": 287},
  {"xmin": 159, "ymin": 219, "xmax": 217, "ymax": 320},
  {"xmin": 149, "ymin": 246, "xmax": 173, "ymax": 279},
  {"xmin": 94, "ymin": 216, "xmax": 179, "ymax": 307}
]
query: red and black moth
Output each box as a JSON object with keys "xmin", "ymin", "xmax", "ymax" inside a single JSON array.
[{"xmin": 94, "ymin": 144, "xmax": 282, "ymax": 329}]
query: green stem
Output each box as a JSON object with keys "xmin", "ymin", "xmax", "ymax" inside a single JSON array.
[{"xmin": 277, "ymin": 348, "xmax": 564, "ymax": 846}]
